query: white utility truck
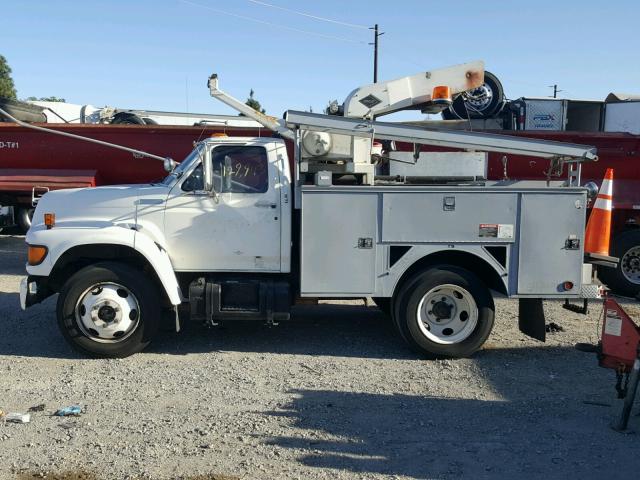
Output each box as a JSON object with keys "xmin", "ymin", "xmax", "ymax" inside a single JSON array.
[{"xmin": 20, "ymin": 61, "xmax": 604, "ymax": 358}]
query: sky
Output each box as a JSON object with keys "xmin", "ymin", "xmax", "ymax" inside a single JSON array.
[{"xmin": 2, "ymin": 0, "xmax": 639, "ymax": 120}]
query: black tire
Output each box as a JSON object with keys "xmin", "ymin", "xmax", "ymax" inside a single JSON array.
[
  {"xmin": 110, "ymin": 112, "xmax": 146, "ymax": 125},
  {"xmin": 56, "ymin": 262, "xmax": 160, "ymax": 358},
  {"xmin": 442, "ymin": 71, "xmax": 505, "ymax": 120},
  {"xmin": 16, "ymin": 206, "xmax": 34, "ymax": 233},
  {"xmin": 371, "ymin": 297, "xmax": 392, "ymax": 316},
  {"xmin": 598, "ymin": 230, "xmax": 640, "ymax": 297},
  {"xmin": 392, "ymin": 265, "xmax": 495, "ymax": 359},
  {"xmin": 0, "ymin": 98, "xmax": 47, "ymax": 123}
]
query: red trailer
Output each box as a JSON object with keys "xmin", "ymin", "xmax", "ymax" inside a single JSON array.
[
  {"xmin": 0, "ymin": 122, "xmax": 266, "ymax": 229},
  {"xmin": 1, "ymin": 121, "xmax": 639, "ymax": 295}
]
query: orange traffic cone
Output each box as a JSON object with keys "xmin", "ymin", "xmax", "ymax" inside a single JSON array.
[{"xmin": 585, "ymin": 168, "xmax": 613, "ymax": 256}]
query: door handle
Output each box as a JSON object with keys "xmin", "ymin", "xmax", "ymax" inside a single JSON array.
[{"xmin": 255, "ymin": 201, "xmax": 277, "ymax": 209}]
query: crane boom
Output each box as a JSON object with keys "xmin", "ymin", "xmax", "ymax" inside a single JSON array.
[{"xmin": 284, "ymin": 110, "xmax": 598, "ymax": 162}]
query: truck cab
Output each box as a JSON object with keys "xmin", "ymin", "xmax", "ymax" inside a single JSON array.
[{"xmin": 160, "ymin": 137, "xmax": 291, "ymax": 273}]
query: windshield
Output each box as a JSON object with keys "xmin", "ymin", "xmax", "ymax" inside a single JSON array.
[{"xmin": 160, "ymin": 144, "xmax": 204, "ymax": 185}]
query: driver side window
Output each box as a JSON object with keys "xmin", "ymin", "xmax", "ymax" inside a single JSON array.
[{"xmin": 212, "ymin": 145, "xmax": 269, "ymax": 194}]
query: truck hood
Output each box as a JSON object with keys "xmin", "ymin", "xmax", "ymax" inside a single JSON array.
[{"xmin": 32, "ymin": 184, "xmax": 170, "ymax": 229}]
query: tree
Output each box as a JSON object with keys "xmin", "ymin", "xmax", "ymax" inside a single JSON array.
[
  {"xmin": 25, "ymin": 96, "xmax": 66, "ymax": 102},
  {"xmin": 245, "ymin": 89, "xmax": 265, "ymax": 114},
  {"xmin": 0, "ymin": 55, "xmax": 17, "ymax": 99}
]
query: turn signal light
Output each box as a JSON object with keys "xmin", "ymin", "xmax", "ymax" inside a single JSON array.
[
  {"xmin": 27, "ymin": 245, "xmax": 48, "ymax": 266},
  {"xmin": 432, "ymin": 85, "xmax": 452, "ymax": 103},
  {"xmin": 44, "ymin": 213, "xmax": 55, "ymax": 229}
]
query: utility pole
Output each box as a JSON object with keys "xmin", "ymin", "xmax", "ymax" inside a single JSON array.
[
  {"xmin": 549, "ymin": 84, "xmax": 562, "ymax": 98},
  {"xmin": 369, "ymin": 24, "xmax": 384, "ymax": 83}
]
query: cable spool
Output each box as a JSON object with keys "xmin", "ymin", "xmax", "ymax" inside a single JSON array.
[{"xmin": 301, "ymin": 131, "xmax": 332, "ymax": 157}]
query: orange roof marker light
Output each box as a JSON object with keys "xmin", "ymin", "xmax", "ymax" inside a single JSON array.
[
  {"xmin": 431, "ymin": 85, "xmax": 452, "ymax": 106},
  {"xmin": 210, "ymin": 133, "xmax": 228, "ymax": 138}
]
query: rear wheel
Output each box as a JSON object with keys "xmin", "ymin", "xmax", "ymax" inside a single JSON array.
[
  {"xmin": 57, "ymin": 262, "xmax": 160, "ymax": 358},
  {"xmin": 393, "ymin": 265, "xmax": 495, "ymax": 358},
  {"xmin": 598, "ymin": 230, "xmax": 640, "ymax": 297}
]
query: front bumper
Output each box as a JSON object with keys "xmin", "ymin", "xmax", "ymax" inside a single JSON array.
[
  {"xmin": 20, "ymin": 276, "xmax": 53, "ymax": 310},
  {"xmin": 19, "ymin": 277, "xmax": 28, "ymax": 310}
]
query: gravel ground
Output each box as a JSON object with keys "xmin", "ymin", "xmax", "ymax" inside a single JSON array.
[{"xmin": 1, "ymin": 234, "xmax": 640, "ymax": 480}]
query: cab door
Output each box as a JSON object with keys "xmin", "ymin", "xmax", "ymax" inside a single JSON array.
[{"xmin": 163, "ymin": 142, "xmax": 282, "ymax": 272}]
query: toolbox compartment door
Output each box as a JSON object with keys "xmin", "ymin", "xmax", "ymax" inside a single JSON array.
[
  {"xmin": 301, "ymin": 192, "xmax": 377, "ymax": 295},
  {"xmin": 517, "ymin": 193, "xmax": 586, "ymax": 295}
]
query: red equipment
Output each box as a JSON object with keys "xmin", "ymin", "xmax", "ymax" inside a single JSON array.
[
  {"xmin": 600, "ymin": 297, "xmax": 640, "ymax": 371},
  {"xmin": 584, "ymin": 296, "xmax": 640, "ymax": 431}
]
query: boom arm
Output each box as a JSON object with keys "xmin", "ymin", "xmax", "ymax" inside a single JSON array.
[
  {"xmin": 207, "ymin": 74, "xmax": 295, "ymax": 141},
  {"xmin": 0, "ymin": 106, "xmax": 177, "ymax": 171},
  {"xmin": 284, "ymin": 110, "xmax": 598, "ymax": 162}
]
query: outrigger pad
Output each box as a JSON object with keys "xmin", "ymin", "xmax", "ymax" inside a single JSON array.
[{"xmin": 519, "ymin": 298, "xmax": 546, "ymax": 342}]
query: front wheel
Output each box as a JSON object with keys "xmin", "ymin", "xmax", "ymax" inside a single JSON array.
[
  {"xmin": 393, "ymin": 265, "xmax": 495, "ymax": 358},
  {"xmin": 57, "ymin": 262, "xmax": 160, "ymax": 358}
]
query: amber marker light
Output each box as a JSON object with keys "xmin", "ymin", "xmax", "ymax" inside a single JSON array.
[
  {"xmin": 27, "ymin": 245, "xmax": 48, "ymax": 266},
  {"xmin": 44, "ymin": 213, "xmax": 56, "ymax": 229}
]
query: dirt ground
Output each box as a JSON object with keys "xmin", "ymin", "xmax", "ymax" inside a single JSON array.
[{"xmin": 1, "ymin": 234, "xmax": 639, "ymax": 480}]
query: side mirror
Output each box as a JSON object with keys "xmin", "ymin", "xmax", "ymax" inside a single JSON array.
[
  {"xmin": 203, "ymin": 149, "xmax": 214, "ymax": 192},
  {"xmin": 223, "ymin": 155, "xmax": 233, "ymax": 191},
  {"xmin": 163, "ymin": 158, "xmax": 176, "ymax": 172}
]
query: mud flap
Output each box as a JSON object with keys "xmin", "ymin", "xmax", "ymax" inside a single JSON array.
[{"xmin": 518, "ymin": 298, "xmax": 546, "ymax": 342}]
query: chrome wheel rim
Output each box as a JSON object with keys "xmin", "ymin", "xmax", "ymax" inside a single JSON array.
[
  {"xmin": 463, "ymin": 83, "xmax": 493, "ymax": 113},
  {"xmin": 75, "ymin": 283, "xmax": 140, "ymax": 343},
  {"xmin": 416, "ymin": 284, "xmax": 478, "ymax": 344},
  {"xmin": 621, "ymin": 246, "xmax": 640, "ymax": 285}
]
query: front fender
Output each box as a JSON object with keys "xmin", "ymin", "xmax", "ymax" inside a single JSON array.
[
  {"xmin": 132, "ymin": 230, "xmax": 183, "ymax": 305},
  {"xmin": 26, "ymin": 224, "xmax": 183, "ymax": 305}
]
